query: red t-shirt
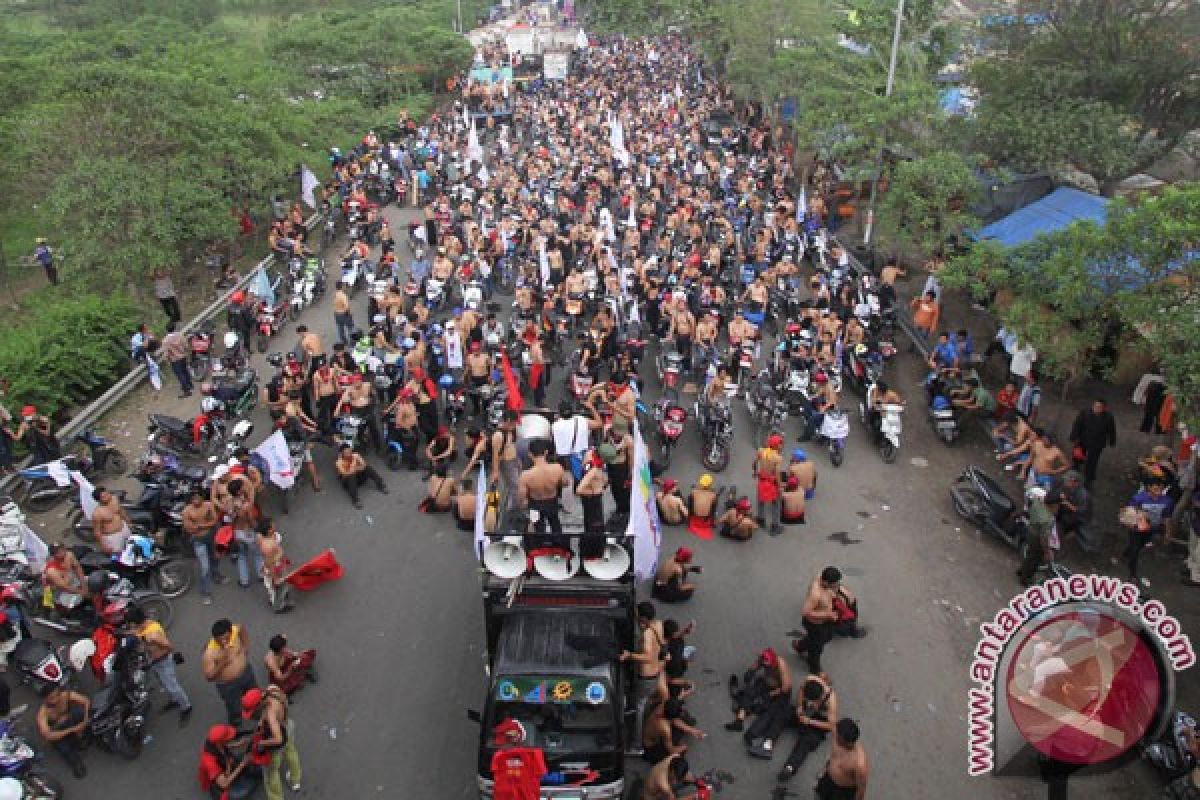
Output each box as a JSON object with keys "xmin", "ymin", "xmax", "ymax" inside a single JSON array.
[{"xmin": 490, "ymin": 746, "xmax": 547, "ymax": 800}]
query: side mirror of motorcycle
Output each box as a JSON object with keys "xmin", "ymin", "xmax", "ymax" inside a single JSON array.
[{"xmin": 466, "ymin": 709, "xmax": 482, "ymax": 724}]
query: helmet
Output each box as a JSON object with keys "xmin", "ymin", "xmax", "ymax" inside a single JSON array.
[
  {"xmin": 223, "ymin": 331, "xmax": 239, "ymax": 350},
  {"xmin": 785, "ymin": 323, "xmax": 801, "ymax": 335},
  {"xmin": 201, "ymin": 396, "xmax": 221, "ymax": 413},
  {"xmin": 86, "ymin": 571, "xmax": 111, "ymax": 596},
  {"xmin": 792, "ymin": 448, "xmax": 807, "ymax": 461},
  {"xmin": 231, "ymin": 291, "xmax": 246, "ymax": 305},
  {"xmin": 697, "ymin": 474, "xmax": 714, "ymax": 489},
  {"xmin": 67, "ymin": 638, "xmax": 97, "ymax": 674},
  {"xmin": 813, "ymin": 371, "xmax": 828, "ymax": 385}
]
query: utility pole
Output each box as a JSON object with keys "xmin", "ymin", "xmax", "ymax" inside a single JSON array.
[
  {"xmin": 861, "ymin": 0, "xmax": 905, "ymax": 248},
  {"xmin": 456, "ymin": 0, "xmax": 463, "ymax": 33}
]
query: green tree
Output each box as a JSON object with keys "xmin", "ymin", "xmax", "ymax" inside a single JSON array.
[
  {"xmin": 877, "ymin": 150, "xmax": 981, "ymax": 257},
  {"xmin": 968, "ymin": 0, "xmax": 1200, "ymax": 191}
]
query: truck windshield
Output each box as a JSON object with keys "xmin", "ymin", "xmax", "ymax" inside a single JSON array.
[{"xmin": 486, "ymin": 683, "xmax": 616, "ymax": 755}]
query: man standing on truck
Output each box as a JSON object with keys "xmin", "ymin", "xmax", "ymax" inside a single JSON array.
[
  {"xmin": 518, "ymin": 439, "xmax": 570, "ymax": 543},
  {"xmin": 489, "ymin": 718, "xmax": 547, "ymax": 800}
]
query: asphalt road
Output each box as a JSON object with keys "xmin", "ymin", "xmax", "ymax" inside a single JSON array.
[{"xmin": 12, "ymin": 215, "xmax": 1180, "ymax": 799}]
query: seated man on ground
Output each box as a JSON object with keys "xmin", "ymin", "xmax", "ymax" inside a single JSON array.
[
  {"xmin": 717, "ymin": 497, "xmax": 757, "ymax": 541},
  {"xmin": 656, "ymin": 479, "xmax": 688, "ymax": 526},
  {"xmin": 652, "ymin": 547, "xmax": 701, "ymax": 603},
  {"xmin": 781, "ymin": 476, "xmax": 807, "ymax": 525}
]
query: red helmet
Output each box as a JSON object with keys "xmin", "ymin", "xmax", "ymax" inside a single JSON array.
[
  {"xmin": 231, "ymin": 291, "xmax": 246, "ymax": 305},
  {"xmin": 814, "ymin": 371, "xmax": 828, "ymax": 384},
  {"xmin": 785, "ymin": 322, "xmax": 801, "ymax": 335}
]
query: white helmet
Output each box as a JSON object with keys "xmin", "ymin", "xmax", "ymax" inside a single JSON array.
[
  {"xmin": 201, "ymin": 396, "xmax": 222, "ymax": 414},
  {"xmin": 223, "ymin": 331, "xmax": 240, "ymax": 350},
  {"xmin": 68, "ymin": 639, "xmax": 97, "ymax": 674},
  {"xmin": 0, "ymin": 777, "xmax": 23, "ymax": 800}
]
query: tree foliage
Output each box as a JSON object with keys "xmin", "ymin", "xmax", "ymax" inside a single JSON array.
[
  {"xmin": 968, "ymin": 0, "xmax": 1200, "ymax": 188},
  {"xmin": 877, "ymin": 151, "xmax": 981, "ymax": 256}
]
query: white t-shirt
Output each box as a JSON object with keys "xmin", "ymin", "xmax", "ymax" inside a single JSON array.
[
  {"xmin": 1010, "ymin": 345, "xmax": 1037, "ymax": 379},
  {"xmin": 552, "ymin": 417, "xmax": 591, "ymax": 457}
]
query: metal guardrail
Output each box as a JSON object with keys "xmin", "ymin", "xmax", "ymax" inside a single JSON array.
[{"xmin": 0, "ymin": 212, "xmax": 324, "ymax": 492}]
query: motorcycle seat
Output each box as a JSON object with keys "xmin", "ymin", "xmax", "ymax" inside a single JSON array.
[
  {"xmin": 973, "ymin": 471, "xmax": 1015, "ymax": 516},
  {"xmin": 149, "ymin": 415, "xmax": 190, "ymax": 435},
  {"xmin": 215, "ymin": 371, "xmax": 256, "ymax": 394}
]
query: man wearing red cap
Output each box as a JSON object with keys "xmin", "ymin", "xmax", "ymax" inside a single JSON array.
[
  {"xmin": 655, "ymin": 478, "xmax": 687, "ymax": 526},
  {"xmin": 242, "ymin": 685, "xmax": 301, "ymax": 800},
  {"xmin": 717, "ymin": 497, "xmax": 757, "ymax": 540},
  {"xmin": 754, "ymin": 434, "xmax": 785, "ymax": 535},
  {"xmin": 652, "ymin": 546, "xmax": 701, "ymax": 603},
  {"xmin": 781, "ymin": 475, "xmax": 807, "ymax": 525},
  {"xmin": 197, "ymin": 723, "xmax": 260, "ymax": 799},
  {"xmin": 489, "ymin": 718, "xmax": 547, "ymax": 800}
]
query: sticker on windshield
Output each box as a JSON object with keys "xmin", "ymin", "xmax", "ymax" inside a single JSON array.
[
  {"xmin": 585, "ymin": 682, "xmax": 606, "ymax": 705},
  {"xmin": 497, "ymin": 680, "xmax": 519, "ymax": 701}
]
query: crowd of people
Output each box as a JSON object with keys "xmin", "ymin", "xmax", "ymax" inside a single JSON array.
[{"xmin": 1, "ymin": 4, "xmax": 1197, "ymax": 798}]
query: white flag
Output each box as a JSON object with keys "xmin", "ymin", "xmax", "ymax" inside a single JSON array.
[
  {"xmin": 474, "ymin": 464, "xmax": 487, "ymax": 559},
  {"xmin": 467, "ymin": 121, "xmax": 484, "ymax": 166},
  {"xmin": 575, "ymin": 29, "xmax": 588, "ymax": 49},
  {"xmin": 254, "ymin": 430, "xmax": 296, "ymax": 490},
  {"xmin": 71, "ymin": 471, "xmax": 98, "ymax": 519},
  {"xmin": 300, "ymin": 165, "xmax": 320, "ymax": 210},
  {"xmin": 625, "ymin": 419, "xmax": 662, "ymax": 580},
  {"xmin": 478, "ymin": 164, "xmax": 491, "ymax": 186}
]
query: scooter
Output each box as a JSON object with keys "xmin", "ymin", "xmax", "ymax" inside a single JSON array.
[
  {"xmin": 696, "ymin": 391, "xmax": 736, "ymax": 473},
  {"xmin": 949, "ymin": 465, "xmax": 1032, "ymax": 556},
  {"xmin": 858, "ymin": 385, "xmax": 903, "ymax": 464},
  {"xmin": 254, "ymin": 299, "xmax": 288, "ymax": 353},
  {"xmin": 15, "ymin": 456, "xmax": 92, "ymax": 514},
  {"xmin": 815, "ymin": 407, "xmax": 850, "ymax": 468},
  {"xmin": 653, "ymin": 395, "xmax": 687, "ymax": 470},
  {"xmin": 82, "ymin": 634, "xmax": 152, "ymax": 759},
  {"xmin": 186, "ymin": 322, "xmax": 215, "ymax": 382}
]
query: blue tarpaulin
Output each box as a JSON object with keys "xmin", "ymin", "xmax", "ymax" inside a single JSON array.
[{"xmin": 973, "ymin": 187, "xmax": 1108, "ymax": 248}]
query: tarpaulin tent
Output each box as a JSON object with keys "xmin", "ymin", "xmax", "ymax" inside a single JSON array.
[{"xmin": 972, "ymin": 187, "xmax": 1108, "ymax": 248}]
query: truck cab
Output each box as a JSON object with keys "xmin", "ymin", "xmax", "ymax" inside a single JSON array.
[{"xmin": 474, "ymin": 569, "xmax": 636, "ymax": 799}]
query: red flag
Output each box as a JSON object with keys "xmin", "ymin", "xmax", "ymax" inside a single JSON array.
[
  {"xmin": 687, "ymin": 515, "xmax": 715, "ymax": 541},
  {"xmin": 500, "ymin": 352, "xmax": 524, "ymax": 413},
  {"xmin": 285, "ymin": 548, "xmax": 344, "ymax": 591}
]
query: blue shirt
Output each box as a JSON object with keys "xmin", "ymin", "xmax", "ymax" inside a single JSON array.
[
  {"xmin": 1131, "ymin": 490, "xmax": 1174, "ymax": 529},
  {"xmin": 933, "ymin": 341, "xmax": 958, "ymax": 368}
]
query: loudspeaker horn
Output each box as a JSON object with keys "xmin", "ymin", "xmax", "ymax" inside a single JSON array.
[
  {"xmin": 533, "ymin": 543, "xmax": 580, "ymax": 582},
  {"xmin": 483, "ymin": 536, "xmax": 527, "ymax": 579},
  {"xmin": 582, "ymin": 538, "xmax": 630, "ymax": 581}
]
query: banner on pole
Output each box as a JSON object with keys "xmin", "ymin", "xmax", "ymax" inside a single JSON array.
[{"xmin": 625, "ymin": 419, "xmax": 661, "ymax": 580}]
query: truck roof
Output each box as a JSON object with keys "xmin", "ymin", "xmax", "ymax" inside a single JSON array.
[{"xmin": 494, "ymin": 612, "xmax": 615, "ymax": 681}]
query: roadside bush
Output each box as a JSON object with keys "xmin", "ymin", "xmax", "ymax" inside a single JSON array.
[{"xmin": 0, "ymin": 294, "xmax": 141, "ymax": 420}]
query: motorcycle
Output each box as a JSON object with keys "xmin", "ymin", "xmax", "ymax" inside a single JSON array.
[
  {"xmin": 949, "ymin": 465, "xmax": 1033, "ymax": 556},
  {"xmin": 186, "ymin": 322, "xmax": 215, "ymax": 383},
  {"xmin": 696, "ymin": 395, "xmax": 735, "ymax": 473},
  {"xmin": 69, "ymin": 480, "xmax": 184, "ymax": 552},
  {"xmin": 84, "ymin": 634, "xmax": 153, "ymax": 759},
  {"xmin": 653, "ymin": 397, "xmax": 687, "ymax": 469},
  {"xmin": 656, "ymin": 349, "xmax": 686, "ymax": 395},
  {"xmin": 442, "ymin": 378, "xmax": 466, "ymax": 430},
  {"xmin": 929, "ymin": 395, "xmax": 960, "ymax": 445},
  {"xmin": 744, "ymin": 369, "xmax": 786, "ymax": 444},
  {"xmin": 76, "ymin": 537, "xmax": 191, "ymax": 599},
  {"xmin": 1144, "ymin": 709, "xmax": 1197, "ymax": 782},
  {"xmin": 254, "ymin": 299, "xmax": 288, "ymax": 353},
  {"xmin": 15, "ymin": 456, "xmax": 92, "ymax": 514},
  {"xmin": 858, "ymin": 386, "xmax": 903, "ymax": 464},
  {"xmin": 211, "ymin": 331, "xmax": 248, "ymax": 378},
  {"xmin": 211, "ymin": 369, "xmax": 259, "ymax": 419},
  {"xmin": 0, "ymin": 706, "xmax": 65, "ymax": 798},
  {"xmin": 733, "ymin": 338, "xmax": 758, "ymax": 396},
  {"xmin": 340, "ymin": 254, "xmax": 364, "ymax": 294},
  {"xmin": 146, "ymin": 413, "xmax": 222, "ymax": 459},
  {"xmin": 13, "ymin": 564, "xmax": 172, "ymax": 640},
  {"xmin": 778, "ymin": 363, "xmax": 813, "ymax": 418},
  {"xmin": 815, "ymin": 407, "xmax": 850, "ymax": 468},
  {"xmin": 842, "ymin": 344, "xmax": 883, "ymax": 397}
]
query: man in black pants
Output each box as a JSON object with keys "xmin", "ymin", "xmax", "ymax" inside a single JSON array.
[
  {"xmin": 790, "ymin": 567, "xmax": 843, "ymax": 674},
  {"xmin": 1068, "ymin": 399, "xmax": 1117, "ymax": 487},
  {"xmin": 778, "ymin": 674, "xmax": 837, "ymax": 781},
  {"xmin": 333, "ymin": 445, "xmax": 389, "ymax": 509},
  {"xmin": 519, "ymin": 440, "xmax": 569, "ymax": 547}
]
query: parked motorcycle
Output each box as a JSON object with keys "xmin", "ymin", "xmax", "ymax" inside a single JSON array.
[
  {"xmin": 210, "ymin": 369, "xmax": 259, "ymax": 419},
  {"xmin": 656, "ymin": 349, "xmax": 686, "ymax": 395},
  {"xmin": 949, "ymin": 465, "xmax": 1033, "ymax": 556},
  {"xmin": 147, "ymin": 413, "xmax": 222, "ymax": 459},
  {"xmin": 15, "ymin": 456, "xmax": 92, "ymax": 514},
  {"xmin": 696, "ymin": 396, "xmax": 735, "ymax": 473},
  {"xmin": 653, "ymin": 395, "xmax": 687, "ymax": 470},
  {"xmin": 21, "ymin": 565, "xmax": 173, "ymax": 638},
  {"xmin": 340, "ymin": 254, "xmax": 364, "ymax": 294},
  {"xmin": 815, "ymin": 408, "xmax": 850, "ymax": 468},
  {"xmin": 83, "ymin": 634, "xmax": 152, "ymax": 759},
  {"xmin": 186, "ymin": 322, "xmax": 215, "ymax": 382},
  {"xmin": 842, "ymin": 343, "xmax": 883, "ymax": 397},
  {"xmin": 744, "ymin": 369, "xmax": 786, "ymax": 444},
  {"xmin": 69, "ymin": 430, "xmax": 126, "ymax": 477},
  {"xmin": 858, "ymin": 386, "xmax": 903, "ymax": 464},
  {"xmin": 254, "ymin": 298, "xmax": 288, "ymax": 353}
]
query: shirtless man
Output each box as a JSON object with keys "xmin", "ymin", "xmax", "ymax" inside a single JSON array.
[
  {"xmin": 642, "ymin": 753, "xmax": 699, "ymax": 800},
  {"xmin": 717, "ymin": 497, "xmax": 758, "ymax": 541},
  {"xmin": 453, "ymin": 477, "xmax": 476, "ymax": 531},
  {"xmin": 91, "ymin": 487, "xmax": 131, "ymax": 556},
  {"xmin": 384, "ymin": 389, "xmax": 419, "ymax": 470},
  {"xmin": 519, "ymin": 440, "xmax": 570, "ymax": 540},
  {"xmin": 694, "ymin": 312, "xmax": 718, "ymax": 366},
  {"xmin": 425, "ymin": 463, "xmax": 456, "ymax": 512},
  {"xmin": 780, "ymin": 476, "xmax": 807, "ymax": 524},
  {"xmin": 182, "ymin": 490, "xmax": 225, "ymax": 603},
  {"xmin": 788, "ymin": 449, "xmax": 817, "ymax": 500},
  {"xmin": 790, "ymin": 567, "xmax": 843, "ymax": 674},
  {"xmin": 995, "ymin": 413, "xmax": 1035, "ymax": 469},
  {"xmin": 37, "ymin": 686, "xmax": 90, "ymax": 778},
  {"xmin": 652, "ymin": 546, "xmax": 700, "ymax": 603},
  {"xmin": 688, "ymin": 474, "xmax": 718, "ymax": 528},
  {"xmin": 742, "ymin": 274, "xmax": 769, "ymax": 314},
  {"xmin": 294, "ymin": 325, "xmax": 323, "ymax": 373},
  {"xmin": 754, "ymin": 434, "xmax": 784, "ymax": 535},
  {"xmin": 668, "ymin": 297, "xmax": 695, "ymax": 372},
  {"xmin": 727, "ymin": 311, "xmax": 756, "ymax": 351},
  {"xmin": 310, "ymin": 360, "xmax": 339, "ymax": 432},
  {"xmin": 256, "ymin": 518, "xmax": 294, "ymax": 614},
  {"xmin": 643, "ymin": 698, "xmax": 704, "ymax": 764},
  {"xmin": 777, "ymin": 673, "xmax": 838, "ymax": 782},
  {"xmin": 576, "ymin": 450, "xmax": 609, "ymax": 535},
  {"xmin": 43, "ymin": 543, "xmax": 87, "ymax": 610},
  {"xmin": 463, "ymin": 410, "xmax": 520, "ymax": 509},
  {"xmin": 620, "ymin": 602, "xmax": 668, "ymax": 711},
  {"xmin": 332, "ymin": 282, "xmax": 354, "ymax": 346},
  {"xmin": 606, "ymin": 374, "xmax": 638, "ymax": 431},
  {"xmin": 464, "ymin": 342, "xmax": 491, "ymax": 416},
  {"xmin": 816, "ymin": 719, "xmax": 870, "ymax": 800},
  {"xmin": 203, "ymin": 618, "xmax": 258, "ymax": 726},
  {"xmin": 1024, "ymin": 431, "xmax": 1070, "ymax": 489},
  {"xmin": 656, "ymin": 479, "xmax": 688, "ymax": 525}
]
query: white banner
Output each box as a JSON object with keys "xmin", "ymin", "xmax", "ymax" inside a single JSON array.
[
  {"xmin": 71, "ymin": 470, "xmax": 98, "ymax": 519},
  {"xmin": 625, "ymin": 419, "xmax": 661, "ymax": 580},
  {"xmin": 300, "ymin": 165, "xmax": 321, "ymax": 210},
  {"xmin": 254, "ymin": 430, "xmax": 296, "ymax": 490},
  {"xmin": 474, "ymin": 463, "xmax": 487, "ymax": 559}
]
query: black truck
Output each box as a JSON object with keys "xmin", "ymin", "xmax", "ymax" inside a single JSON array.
[{"xmin": 472, "ymin": 569, "xmax": 637, "ymax": 800}]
